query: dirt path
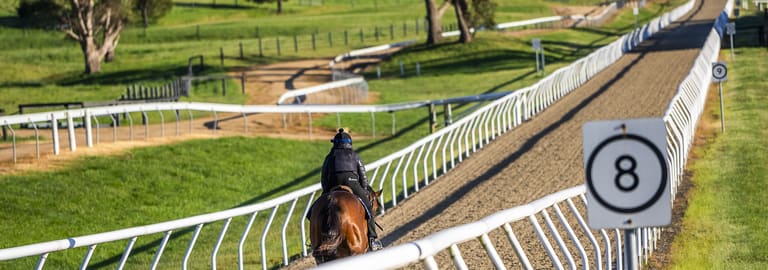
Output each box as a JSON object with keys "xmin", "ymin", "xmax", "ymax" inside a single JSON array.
[
  {"xmin": 0, "ymin": 39, "xmax": 410, "ymax": 173},
  {"xmin": 285, "ymin": 0, "xmax": 725, "ymax": 268}
]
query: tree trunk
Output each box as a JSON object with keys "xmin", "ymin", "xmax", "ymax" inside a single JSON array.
[
  {"xmin": 141, "ymin": 6, "xmax": 149, "ymax": 29},
  {"xmin": 105, "ymin": 37, "xmax": 119, "ymax": 62},
  {"xmin": 105, "ymin": 48, "xmax": 115, "ymax": 62},
  {"xmin": 64, "ymin": 3, "xmax": 124, "ymax": 74},
  {"xmin": 425, "ymin": 0, "xmax": 443, "ymax": 45},
  {"xmin": 82, "ymin": 38, "xmax": 102, "ymax": 74},
  {"xmin": 277, "ymin": 0, "xmax": 282, "ymax": 14},
  {"xmin": 453, "ymin": 0, "xmax": 472, "ymax": 43}
]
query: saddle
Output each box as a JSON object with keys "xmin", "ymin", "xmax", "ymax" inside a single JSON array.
[{"xmin": 306, "ymin": 185, "xmax": 372, "ymax": 220}]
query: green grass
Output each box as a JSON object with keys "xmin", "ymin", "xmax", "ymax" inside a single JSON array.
[
  {"xmin": 665, "ymin": 18, "xmax": 768, "ymax": 269},
  {"xmin": 0, "ymin": 0, "xmax": 690, "ymax": 268},
  {"xmin": 0, "ymin": 0, "xmax": 568, "ymax": 113}
]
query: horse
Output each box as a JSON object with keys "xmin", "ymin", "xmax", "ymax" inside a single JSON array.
[{"xmin": 309, "ymin": 185, "xmax": 382, "ymax": 264}]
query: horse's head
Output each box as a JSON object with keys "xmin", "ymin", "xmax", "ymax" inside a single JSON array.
[{"xmin": 366, "ymin": 186, "xmax": 383, "ymax": 216}]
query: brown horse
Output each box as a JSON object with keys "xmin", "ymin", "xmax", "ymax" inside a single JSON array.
[{"xmin": 309, "ymin": 185, "xmax": 382, "ymax": 264}]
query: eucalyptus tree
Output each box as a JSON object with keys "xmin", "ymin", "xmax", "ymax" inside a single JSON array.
[{"xmin": 17, "ymin": 0, "xmax": 130, "ymax": 74}]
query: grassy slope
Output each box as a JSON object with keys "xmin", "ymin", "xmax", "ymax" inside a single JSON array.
[
  {"xmin": 665, "ymin": 17, "xmax": 768, "ymax": 269},
  {"xmin": 0, "ymin": 0, "xmax": 558, "ymax": 112}
]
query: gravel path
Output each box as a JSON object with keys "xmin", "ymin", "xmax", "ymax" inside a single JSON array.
[{"xmin": 285, "ymin": 0, "xmax": 726, "ymax": 268}]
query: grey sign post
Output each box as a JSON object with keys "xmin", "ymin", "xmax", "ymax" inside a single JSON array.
[
  {"xmin": 532, "ymin": 38, "xmax": 545, "ymax": 75},
  {"xmin": 712, "ymin": 62, "xmax": 728, "ymax": 132},
  {"xmin": 583, "ymin": 118, "xmax": 670, "ymax": 270},
  {"xmin": 633, "ymin": 7, "xmax": 640, "ymax": 28},
  {"xmin": 727, "ymin": 22, "xmax": 736, "ymax": 60}
]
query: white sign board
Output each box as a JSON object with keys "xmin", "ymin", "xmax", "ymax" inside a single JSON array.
[
  {"xmin": 712, "ymin": 62, "xmax": 728, "ymax": 82},
  {"xmin": 583, "ymin": 118, "xmax": 670, "ymax": 229},
  {"xmin": 633, "ymin": 7, "xmax": 639, "ymax": 15},
  {"xmin": 532, "ymin": 38, "xmax": 542, "ymax": 50},
  {"xmin": 727, "ymin": 22, "xmax": 736, "ymax": 35}
]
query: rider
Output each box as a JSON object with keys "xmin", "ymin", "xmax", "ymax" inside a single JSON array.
[{"xmin": 321, "ymin": 128, "xmax": 383, "ymax": 251}]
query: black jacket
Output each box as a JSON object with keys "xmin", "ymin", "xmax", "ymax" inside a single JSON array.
[{"xmin": 321, "ymin": 142, "xmax": 368, "ymax": 190}]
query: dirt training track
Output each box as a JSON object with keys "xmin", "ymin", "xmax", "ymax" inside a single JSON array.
[{"xmin": 285, "ymin": 0, "xmax": 726, "ymax": 268}]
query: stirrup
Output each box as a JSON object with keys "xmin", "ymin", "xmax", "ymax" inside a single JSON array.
[{"xmin": 369, "ymin": 238, "xmax": 383, "ymax": 251}]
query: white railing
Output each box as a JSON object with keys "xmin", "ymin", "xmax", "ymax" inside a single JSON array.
[
  {"xmin": 314, "ymin": 1, "xmax": 733, "ymax": 269},
  {"xmin": 495, "ymin": 16, "xmax": 565, "ymax": 30},
  {"xmin": 275, "ymin": 77, "xmax": 369, "ymax": 105},
  {"xmin": 291, "ymin": 6, "xmax": 636, "ymax": 106},
  {"xmin": 315, "ymin": 186, "xmax": 628, "ymax": 270},
  {"xmin": 570, "ymin": 2, "xmax": 619, "ymax": 27},
  {"xmin": 0, "ymin": 1, "xmax": 699, "ymax": 269}
]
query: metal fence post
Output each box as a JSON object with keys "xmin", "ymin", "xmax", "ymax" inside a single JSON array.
[{"xmin": 51, "ymin": 114, "xmax": 60, "ymax": 155}]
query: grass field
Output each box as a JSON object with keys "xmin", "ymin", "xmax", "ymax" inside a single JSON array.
[
  {"xmin": 0, "ymin": 0, "xmax": 689, "ymax": 268},
  {"xmin": 0, "ymin": 0, "xmax": 571, "ymax": 112},
  {"xmin": 664, "ymin": 14, "xmax": 768, "ymax": 269}
]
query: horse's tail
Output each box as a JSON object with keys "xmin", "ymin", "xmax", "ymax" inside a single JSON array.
[{"xmin": 313, "ymin": 195, "xmax": 343, "ymax": 258}]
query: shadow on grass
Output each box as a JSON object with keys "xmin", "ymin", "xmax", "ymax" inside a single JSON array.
[{"xmin": 0, "ymin": 16, "xmax": 22, "ymax": 28}]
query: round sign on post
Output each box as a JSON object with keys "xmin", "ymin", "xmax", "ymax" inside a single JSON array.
[
  {"xmin": 532, "ymin": 38, "xmax": 542, "ymax": 50},
  {"xmin": 712, "ymin": 62, "xmax": 727, "ymax": 82},
  {"xmin": 582, "ymin": 118, "xmax": 670, "ymax": 229}
]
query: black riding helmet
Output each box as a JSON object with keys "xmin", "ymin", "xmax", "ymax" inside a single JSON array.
[{"xmin": 331, "ymin": 128, "xmax": 353, "ymax": 148}]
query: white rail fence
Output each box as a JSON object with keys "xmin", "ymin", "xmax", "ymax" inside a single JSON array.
[
  {"xmin": 275, "ymin": 78, "xmax": 369, "ymax": 105},
  {"xmin": 570, "ymin": 2, "xmax": 619, "ymax": 27},
  {"xmin": 316, "ymin": 1, "xmax": 733, "ymax": 269},
  {"xmin": 316, "ymin": 186, "xmax": 628, "ymax": 270},
  {"xmin": 0, "ymin": 1, "xmax": 695, "ymax": 269}
]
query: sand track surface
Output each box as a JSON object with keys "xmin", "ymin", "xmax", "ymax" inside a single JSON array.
[{"xmin": 284, "ymin": 0, "xmax": 726, "ymax": 268}]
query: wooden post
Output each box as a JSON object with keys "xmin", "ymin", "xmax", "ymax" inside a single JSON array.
[
  {"xmin": 328, "ymin": 32, "xmax": 333, "ymax": 47},
  {"xmin": 241, "ymin": 73, "xmax": 246, "ymax": 94},
  {"xmin": 0, "ymin": 109, "xmax": 6, "ymax": 141},
  {"xmin": 390, "ymin": 24, "xmax": 394, "ymax": 40},
  {"xmin": 258, "ymin": 37, "xmax": 263, "ymax": 57},
  {"xmin": 312, "ymin": 33, "xmax": 316, "ymax": 50},
  {"xmin": 360, "ymin": 28, "xmax": 364, "ymax": 43},
  {"xmin": 428, "ymin": 103, "xmax": 436, "ymax": 133},
  {"xmin": 222, "ymin": 79, "xmax": 227, "ymax": 96},
  {"xmin": 276, "ymin": 37, "xmax": 281, "ymax": 56},
  {"xmin": 294, "ymin": 35, "xmax": 298, "ymax": 52},
  {"xmin": 345, "ymin": 30, "xmax": 349, "ymax": 45},
  {"xmin": 239, "ymin": 42, "xmax": 244, "ymax": 59},
  {"xmin": 219, "ymin": 47, "xmax": 224, "ymax": 66}
]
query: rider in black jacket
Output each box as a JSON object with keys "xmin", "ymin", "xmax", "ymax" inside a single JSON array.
[{"xmin": 321, "ymin": 128, "xmax": 383, "ymax": 251}]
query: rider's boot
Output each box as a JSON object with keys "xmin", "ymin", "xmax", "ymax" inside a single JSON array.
[{"xmin": 368, "ymin": 218, "xmax": 382, "ymax": 251}]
